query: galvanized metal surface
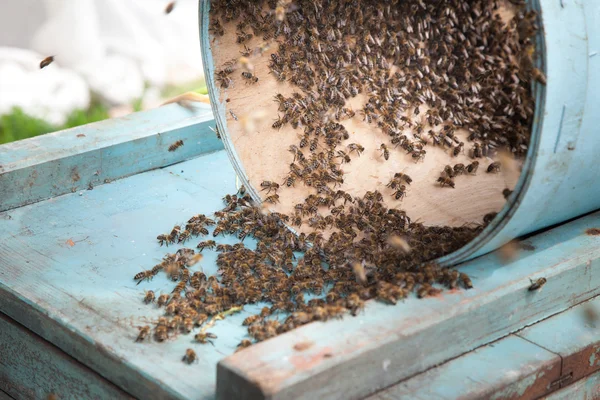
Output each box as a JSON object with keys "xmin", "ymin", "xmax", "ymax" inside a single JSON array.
[
  {"xmin": 216, "ymin": 211, "xmax": 600, "ymax": 400},
  {"xmin": 0, "ymin": 312, "xmax": 131, "ymax": 400},
  {"xmin": 367, "ymin": 335, "xmax": 561, "ymax": 400},
  {"xmin": 0, "ymin": 103, "xmax": 221, "ymax": 213}
]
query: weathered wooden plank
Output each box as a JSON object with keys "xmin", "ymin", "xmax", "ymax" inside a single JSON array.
[
  {"xmin": 543, "ymin": 369, "xmax": 600, "ymax": 400},
  {"xmin": 0, "ymin": 151, "xmax": 249, "ymax": 400},
  {"xmin": 0, "ymin": 103, "xmax": 222, "ymax": 212},
  {"xmin": 217, "ymin": 211, "xmax": 600, "ymax": 400},
  {"xmin": 0, "ymin": 312, "xmax": 131, "ymax": 400},
  {"xmin": 365, "ymin": 335, "xmax": 560, "ymax": 400},
  {"xmin": 518, "ymin": 295, "xmax": 600, "ymax": 388}
]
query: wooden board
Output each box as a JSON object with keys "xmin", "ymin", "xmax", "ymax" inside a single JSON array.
[
  {"xmin": 216, "ymin": 211, "xmax": 600, "ymax": 400},
  {"xmin": 202, "ymin": 2, "xmax": 521, "ymax": 228},
  {"xmin": 518, "ymin": 295, "xmax": 600, "ymax": 388},
  {"xmin": 0, "ymin": 312, "xmax": 131, "ymax": 400},
  {"xmin": 0, "ymin": 103, "xmax": 220, "ymax": 212},
  {"xmin": 366, "ymin": 335, "xmax": 561, "ymax": 400},
  {"xmin": 544, "ymin": 369, "xmax": 600, "ymax": 400}
]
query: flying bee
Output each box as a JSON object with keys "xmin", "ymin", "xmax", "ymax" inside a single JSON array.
[
  {"xmin": 164, "ymin": 1, "xmax": 175, "ymax": 14},
  {"xmin": 379, "ymin": 144, "xmax": 389, "ymax": 160},
  {"xmin": 187, "ymin": 254, "xmax": 203, "ymax": 267},
  {"xmin": 437, "ymin": 177, "xmax": 456, "ymax": 188},
  {"xmin": 157, "ymin": 234, "xmax": 169, "ymax": 246},
  {"xmin": 487, "ymin": 161, "xmax": 501, "ymax": 173},
  {"xmin": 466, "ymin": 161, "xmax": 479, "ymax": 174},
  {"xmin": 260, "ymin": 180, "xmax": 280, "ymax": 193},
  {"xmin": 265, "ymin": 194, "xmax": 280, "ymax": 204},
  {"xmin": 452, "ymin": 142, "xmax": 464, "ymax": 157},
  {"xmin": 393, "ymin": 185, "xmax": 407, "ymax": 200},
  {"xmin": 134, "ymin": 270, "xmax": 154, "ymax": 285},
  {"xmin": 528, "ymin": 277, "xmax": 547, "ymax": 291},
  {"xmin": 144, "ymin": 290, "xmax": 155, "ymax": 304},
  {"xmin": 136, "ymin": 325, "xmax": 150, "ymax": 342},
  {"xmin": 241, "ymin": 71, "xmax": 259, "ymax": 84},
  {"xmin": 197, "ymin": 240, "xmax": 216, "ymax": 251},
  {"xmin": 40, "ymin": 56, "xmax": 54, "ymax": 69},
  {"xmin": 195, "ymin": 332, "xmax": 217, "ymax": 344},
  {"xmin": 182, "ymin": 348, "xmax": 197, "ymax": 364},
  {"xmin": 168, "ymin": 140, "xmax": 184, "ymax": 152}
]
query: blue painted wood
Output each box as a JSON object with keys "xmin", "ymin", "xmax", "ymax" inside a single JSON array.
[
  {"xmin": 366, "ymin": 335, "xmax": 560, "ymax": 400},
  {"xmin": 0, "ymin": 104, "xmax": 222, "ymax": 212},
  {"xmin": 0, "ymin": 312, "xmax": 131, "ymax": 400},
  {"xmin": 544, "ymin": 369, "xmax": 600, "ymax": 400},
  {"xmin": 217, "ymin": 212, "xmax": 600, "ymax": 400},
  {"xmin": 0, "ymin": 151, "xmax": 248, "ymax": 400},
  {"xmin": 518, "ymin": 295, "xmax": 600, "ymax": 386}
]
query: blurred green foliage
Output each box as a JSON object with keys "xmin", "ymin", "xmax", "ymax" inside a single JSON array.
[
  {"xmin": 0, "ymin": 100, "xmax": 110, "ymax": 145},
  {"xmin": 0, "ymin": 82, "xmax": 209, "ymax": 145}
]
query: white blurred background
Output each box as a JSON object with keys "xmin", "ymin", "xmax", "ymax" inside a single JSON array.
[{"xmin": 0, "ymin": 0, "xmax": 204, "ymax": 128}]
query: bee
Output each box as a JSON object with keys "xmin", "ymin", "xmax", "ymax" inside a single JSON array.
[
  {"xmin": 395, "ymin": 172, "xmax": 412, "ymax": 185},
  {"xmin": 241, "ymin": 71, "xmax": 259, "ymax": 84},
  {"xmin": 40, "ymin": 56, "xmax": 54, "ymax": 69},
  {"xmin": 157, "ymin": 234, "xmax": 169, "ymax": 246},
  {"xmin": 487, "ymin": 161, "xmax": 501, "ymax": 173},
  {"xmin": 531, "ymin": 68, "xmax": 547, "ymax": 85},
  {"xmin": 144, "ymin": 290, "xmax": 155, "ymax": 304},
  {"xmin": 503, "ymin": 188, "xmax": 513, "ymax": 199},
  {"xmin": 173, "ymin": 280, "xmax": 187, "ymax": 294},
  {"xmin": 460, "ymin": 273, "xmax": 473, "ymax": 289},
  {"xmin": 164, "ymin": 1, "xmax": 175, "ymax": 14},
  {"xmin": 379, "ymin": 144, "xmax": 389, "ymax": 160},
  {"xmin": 260, "ymin": 181, "xmax": 280, "ymax": 193},
  {"xmin": 471, "ymin": 143, "xmax": 483, "ymax": 158},
  {"xmin": 154, "ymin": 324, "xmax": 168, "ymax": 342},
  {"xmin": 528, "ymin": 277, "xmax": 547, "ymax": 291},
  {"xmin": 272, "ymin": 115, "xmax": 286, "ymax": 130},
  {"xmin": 136, "ymin": 325, "xmax": 151, "ymax": 342},
  {"xmin": 265, "ymin": 194, "xmax": 280, "ymax": 204},
  {"xmin": 393, "ymin": 185, "xmax": 407, "ymax": 200},
  {"xmin": 336, "ymin": 150, "xmax": 351, "ymax": 164},
  {"xmin": 178, "ymin": 229, "xmax": 191, "ymax": 244},
  {"xmin": 437, "ymin": 177, "xmax": 456, "ymax": 188},
  {"xmin": 195, "ymin": 332, "xmax": 217, "ymax": 344},
  {"xmin": 239, "ymin": 44, "xmax": 252, "ymax": 57},
  {"xmin": 230, "ymin": 110, "xmax": 238, "ymax": 121},
  {"xmin": 182, "ymin": 348, "xmax": 197, "ymax": 364},
  {"xmin": 190, "ymin": 271, "xmax": 207, "ymax": 289},
  {"xmin": 134, "ymin": 270, "xmax": 154, "ymax": 285},
  {"xmin": 452, "ymin": 142, "xmax": 464, "ymax": 157},
  {"xmin": 288, "ymin": 145, "xmax": 304, "ymax": 162},
  {"xmin": 197, "ymin": 240, "xmax": 216, "ymax": 251},
  {"xmin": 168, "ymin": 140, "xmax": 184, "ymax": 152},
  {"xmin": 453, "ymin": 164, "xmax": 465, "ymax": 175},
  {"xmin": 157, "ymin": 293, "xmax": 169, "ymax": 307},
  {"xmin": 168, "ymin": 225, "xmax": 181, "ymax": 243},
  {"xmin": 483, "ymin": 212, "xmax": 498, "ymax": 224},
  {"xmin": 282, "ymin": 174, "xmax": 296, "ymax": 187},
  {"xmin": 466, "ymin": 161, "xmax": 479, "ymax": 174},
  {"xmin": 243, "ymin": 315, "xmax": 262, "ymax": 325},
  {"xmin": 236, "ymin": 339, "xmax": 252, "ymax": 352},
  {"xmin": 347, "ymin": 143, "xmax": 364, "ymax": 156},
  {"xmin": 443, "ymin": 165, "xmax": 455, "ymax": 178}
]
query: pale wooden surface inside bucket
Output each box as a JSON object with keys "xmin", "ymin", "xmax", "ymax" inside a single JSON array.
[{"xmin": 210, "ymin": 9, "xmax": 520, "ymax": 229}]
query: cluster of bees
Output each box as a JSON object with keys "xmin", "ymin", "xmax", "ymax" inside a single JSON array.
[{"xmin": 133, "ymin": 0, "xmax": 541, "ymax": 359}]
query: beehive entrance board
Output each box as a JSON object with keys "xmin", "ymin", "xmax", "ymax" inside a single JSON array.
[{"xmin": 205, "ymin": 1, "xmax": 530, "ymax": 231}]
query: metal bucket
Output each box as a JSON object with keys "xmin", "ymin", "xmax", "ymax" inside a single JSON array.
[{"xmin": 199, "ymin": 0, "xmax": 600, "ymax": 264}]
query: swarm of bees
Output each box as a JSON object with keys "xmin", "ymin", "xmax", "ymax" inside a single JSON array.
[{"xmin": 133, "ymin": 0, "xmax": 541, "ymax": 357}]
